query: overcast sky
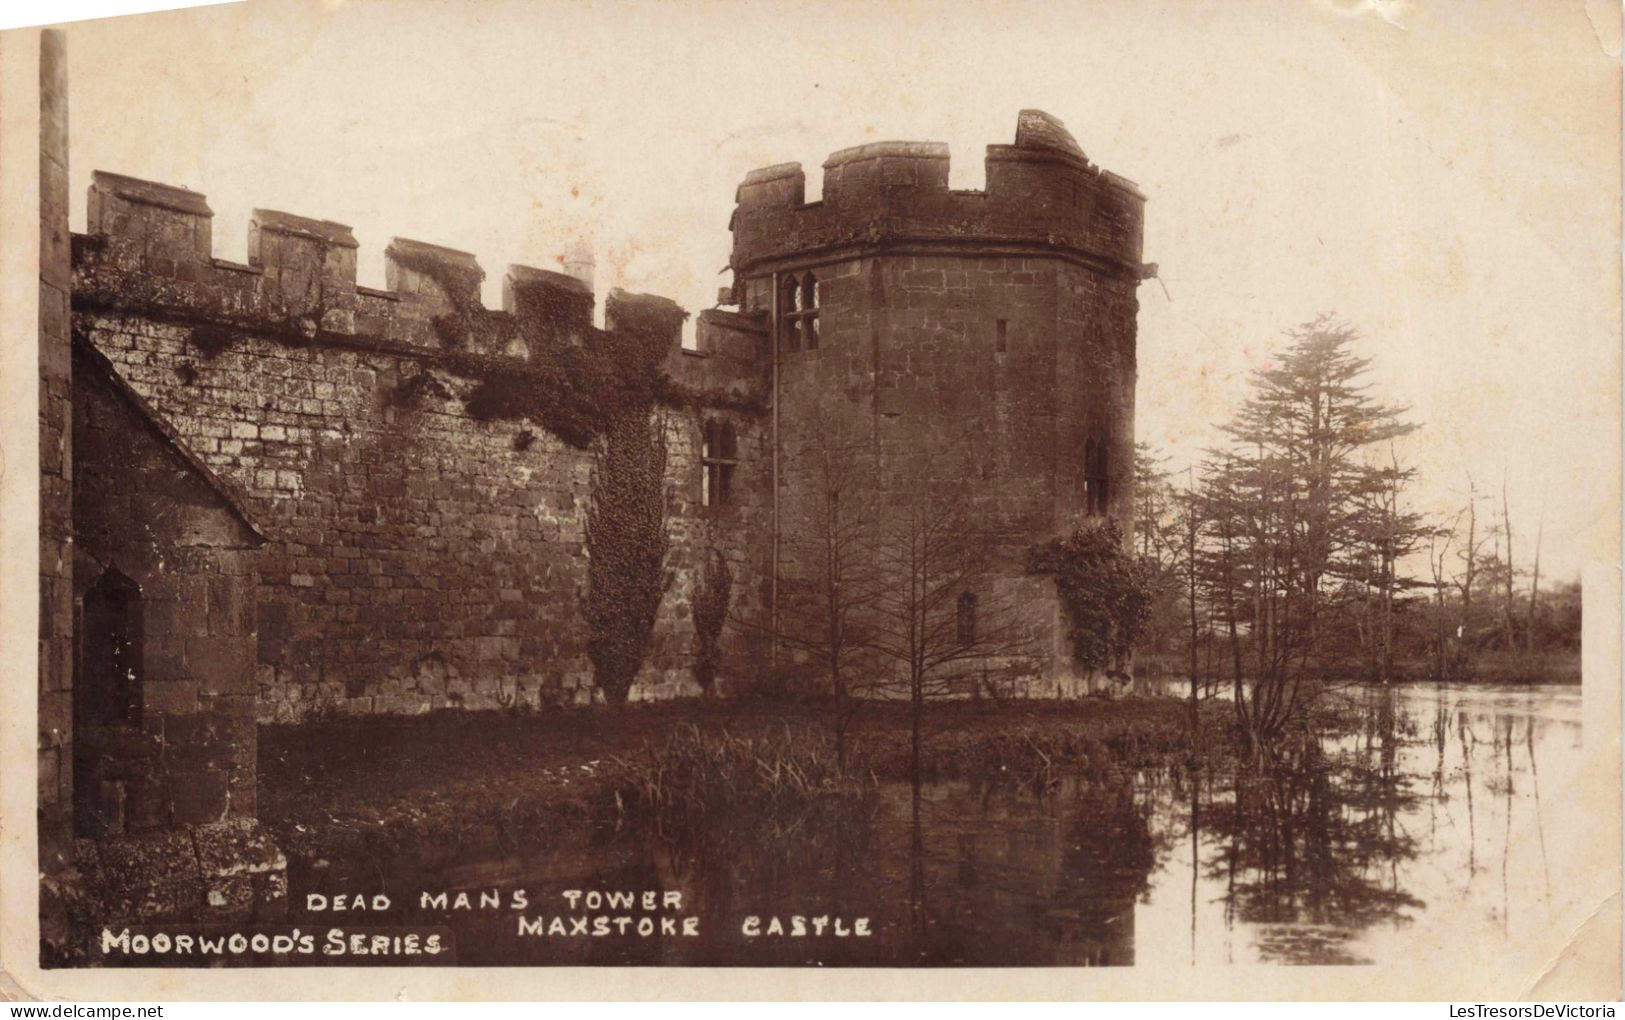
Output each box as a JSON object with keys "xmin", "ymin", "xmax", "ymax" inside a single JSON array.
[{"xmin": 57, "ymin": 0, "xmax": 1621, "ymax": 581}]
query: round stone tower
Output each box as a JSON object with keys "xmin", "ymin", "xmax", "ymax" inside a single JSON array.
[{"xmin": 730, "ymin": 110, "xmax": 1149, "ymax": 696}]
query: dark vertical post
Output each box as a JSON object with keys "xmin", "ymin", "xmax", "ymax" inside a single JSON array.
[
  {"xmin": 37, "ymin": 26, "xmax": 74, "ymax": 871},
  {"xmin": 770, "ymin": 270, "xmax": 781, "ymax": 685}
]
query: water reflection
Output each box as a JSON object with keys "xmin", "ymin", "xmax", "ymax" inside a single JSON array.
[
  {"xmin": 652, "ymin": 774, "xmax": 1160, "ymax": 966},
  {"xmin": 289, "ymin": 683, "xmax": 1581, "ymax": 967},
  {"xmin": 1194, "ymin": 734, "xmax": 1424, "ymax": 964},
  {"xmin": 1141, "ymin": 683, "xmax": 1582, "ymax": 967}
]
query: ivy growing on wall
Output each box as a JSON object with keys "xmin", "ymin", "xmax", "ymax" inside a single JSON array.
[
  {"xmin": 389, "ymin": 367, "xmax": 453, "ymax": 409},
  {"xmin": 387, "ymin": 244, "xmax": 519, "ymax": 354},
  {"xmin": 462, "ymin": 323, "xmax": 665, "ymax": 449},
  {"xmin": 1026, "ymin": 521, "xmax": 1153, "ymax": 675},
  {"xmin": 585, "ymin": 409, "xmax": 671, "ymax": 705}
]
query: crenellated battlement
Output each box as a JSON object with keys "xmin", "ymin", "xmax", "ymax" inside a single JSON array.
[
  {"xmin": 730, "ymin": 109, "xmax": 1147, "ymax": 281},
  {"xmin": 75, "ymin": 170, "xmax": 697, "ymax": 362},
  {"xmin": 68, "ymin": 171, "xmax": 773, "ymax": 729}
]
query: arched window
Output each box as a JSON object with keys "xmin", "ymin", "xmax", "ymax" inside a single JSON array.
[
  {"xmin": 1083, "ymin": 437, "xmax": 1110, "ymax": 516},
  {"xmin": 781, "ymin": 276, "xmax": 802, "ymax": 353},
  {"xmin": 956, "ymin": 592, "xmax": 978, "ymax": 647},
  {"xmin": 801, "ymin": 273, "xmax": 820, "ymax": 350},
  {"xmin": 701, "ymin": 420, "xmax": 739, "ymax": 508},
  {"xmin": 781, "ymin": 271, "xmax": 820, "ymax": 354},
  {"xmin": 79, "ymin": 567, "xmax": 142, "ymax": 727}
]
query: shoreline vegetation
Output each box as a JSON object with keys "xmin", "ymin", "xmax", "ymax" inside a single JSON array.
[
  {"xmin": 257, "ymin": 669, "xmax": 1573, "ymax": 872},
  {"xmin": 260, "ymin": 696, "xmax": 1230, "ymax": 867}
]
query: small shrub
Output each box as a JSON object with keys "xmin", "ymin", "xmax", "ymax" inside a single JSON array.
[
  {"xmin": 1026, "ymin": 521, "xmax": 1154, "ymax": 675},
  {"xmin": 608, "ymin": 723, "xmax": 872, "ymax": 855}
]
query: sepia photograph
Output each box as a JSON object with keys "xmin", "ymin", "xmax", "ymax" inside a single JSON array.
[{"xmin": 0, "ymin": 0, "xmax": 1619, "ymax": 1001}]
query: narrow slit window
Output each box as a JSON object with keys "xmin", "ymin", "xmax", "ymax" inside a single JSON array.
[
  {"xmin": 995, "ymin": 319, "xmax": 1008, "ymax": 353},
  {"xmin": 1084, "ymin": 437, "xmax": 1110, "ymax": 516},
  {"xmin": 956, "ymin": 592, "xmax": 978, "ymax": 647}
]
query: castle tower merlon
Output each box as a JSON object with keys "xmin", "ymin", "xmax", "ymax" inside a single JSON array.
[
  {"xmin": 384, "ymin": 237, "xmax": 485, "ymax": 316},
  {"xmin": 506, "ymin": 263, "xmax": 594, "ymax": 339},
  {"xmin": 664, "ymin": 307, "xmax": 770, "ymax": 402},
  {"xmin": 605, "ymin": 287, "xmax": 688, "ymax": 350},
  {"xmin": 821, "ymin": 140, "xmax": 952, "ymax": 214},
  {"xmin": 730, "ymin": 111, "xmax": 1146, "ymax": 281},
  {"xmin": 733, "ymin": 162, "xmax": 806, "ymax": 212},
  {"xmin": 1013, "ymin": 108, "xmax": 1090, "ymax": 163},
  {"xmin": 88, "ymin": 170, "xmax": 213, "ymax": 270},
  {"xmin": 249, "ymin": 209, "xmax": 358, "ymax": 330}
]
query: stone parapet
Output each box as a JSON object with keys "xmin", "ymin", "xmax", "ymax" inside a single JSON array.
[{"xmin": 731, "ymin": 110, "xmax": 1146, "ymax": 280}]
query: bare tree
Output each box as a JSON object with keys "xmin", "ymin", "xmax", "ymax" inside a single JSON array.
[
  {"xmin": 864, "ymin": 470, "xmax": 1038, "ymax": 787},
  {"xmin": 1526, "ymin": 484, "xmax": 1546, "ymax": 659},
  {"xmin": 772, "ymin": 416, "xmax": 885, "ymax": 771},
  {"xmin": 1499, "ymin": 474, "xmax": 1519, "ymax": 653},
  {"xmin": 1427, "ymin": 510, "xmax": 1462, "ymax": 682},
  {"xmin": 1454, "ymin": 474, "xmax": 1490, "ymax": 676}
]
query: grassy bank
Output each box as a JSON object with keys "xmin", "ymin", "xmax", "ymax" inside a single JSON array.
[{"xmin": 258, "ymin": 696, "xmax": 1231, "ymax": 866}]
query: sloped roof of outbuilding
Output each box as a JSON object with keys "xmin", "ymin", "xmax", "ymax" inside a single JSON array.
[{"xmin": 72, "ymin": 336, "xmax": 268, "ymax": 544}]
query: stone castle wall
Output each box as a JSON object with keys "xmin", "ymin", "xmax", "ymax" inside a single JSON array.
[
  {"xmin": 730, "ymin": 111, "xmax": 1146, "ymax": 696},
  {"xmin": 72, "ymin": 173, "xmax": 771, "ymax": 721},
  {"xmin": 65, "ymin": 109, "xmax": 1143, "ymax": 720},
  {"xmin": 72, "ymin": 343, "xmax": 263, "ymax": 832}
]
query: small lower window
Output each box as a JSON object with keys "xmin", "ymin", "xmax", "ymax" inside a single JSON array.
[{"xmin": 956, "ymin": 592, "xmax": 978, "ymax": 646}]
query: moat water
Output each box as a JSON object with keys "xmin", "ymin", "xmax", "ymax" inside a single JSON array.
[{"xmin": 293, "ymin": 683, "xmax": 1588, "ymax": 967}]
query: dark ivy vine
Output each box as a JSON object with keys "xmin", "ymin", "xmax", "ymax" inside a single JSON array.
[
  {"xmin": 584, "ymin": 408, "xmax": 671, "ymax": 705},
  {"xmin": 1026, "ymin": 521, "xmax": 1153, "ymax": 676}
]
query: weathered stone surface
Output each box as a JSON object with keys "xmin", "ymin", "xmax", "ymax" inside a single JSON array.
[
  {"xmin": 72, "ymin": 177, "xmax": 773, "ymax": 721},
  {"xmin": 64, "ymin": 107, "xmax": 1139, "ymax": 726},
  {"xmin": 732, "ymin": 111, "xmax": 1143, "ymax": 696},
  {"xmin": 75, "ymin": 828, "xmax": 201, "ymax": 924},
  {"xmin": 73, "ymin": 821, "xmax": 288, "ymax": 926}
]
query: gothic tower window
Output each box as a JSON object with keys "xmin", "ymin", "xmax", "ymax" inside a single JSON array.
[
  {"xmin": 701, "ymin": 420, "xmax": 739, "ymax": 508},
  {"xmin": 1084, "ymin": 437, "xmax": 1109, "ymax": 517},
  {"xmin": 79, "ymin": 567, "xmax": 142, "ymax": 727},
  {"xmin": 956, "ymin": 592, "xmax": 978, "ymax": 647},
  {"xmin": 801, "ymin": 273, "xmax": 820, "ymax": 350},
  {"xmin": 781, "ymin": 271, "xmax": 820, "ymax": 353}
]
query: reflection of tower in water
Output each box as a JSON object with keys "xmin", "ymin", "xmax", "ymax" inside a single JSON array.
[{"xmin": 905, "ymin": 778, "xmax": 1151, "ymax": 966}]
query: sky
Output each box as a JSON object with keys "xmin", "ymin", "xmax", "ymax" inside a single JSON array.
[{"xmin": 54, "ymin": 0, "xmax": 1621, "ymax": 582}]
